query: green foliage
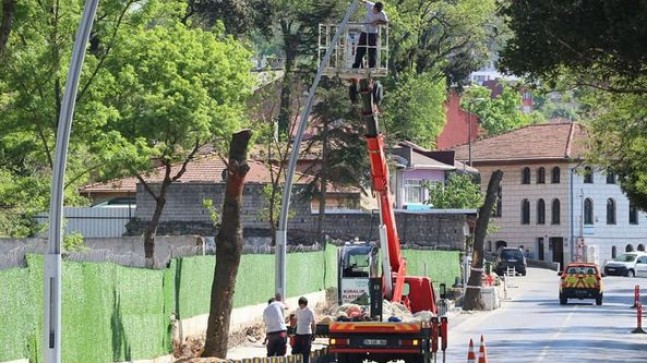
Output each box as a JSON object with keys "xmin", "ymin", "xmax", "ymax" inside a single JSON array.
[
  {"xmin": 462, "ymin": 84, "xmax": 542, "ymax": 136},
  {"xmin": 426, "ymin": 173, "xmax": 483, "ymax": 209},
  {"xmin": 382, "ymin": 73, "xmax": 447, "ymax": 148},
  {"xmin": 304, "ymin": 81, "xmax": 368, "ymax": 198},
  {"xmin": 499, "ymin": 0, "xmax": 647, "ymax": 93},
  {"xmin": 202, "ymin": 199, "xmax": 220, "ymax": 228},
  {"xmin": 63, "ymin": 231, "xmax": 87, "ymax": 253},
  {"xmin": 388, "ymin": 0, "xmax": 497, "ymax": 81},
  {"xmin": 586, "ymin": 91, "xmax": 647, "ymax": 211}
]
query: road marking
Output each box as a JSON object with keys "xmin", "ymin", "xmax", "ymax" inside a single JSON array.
[{"xmin": 534, "ymin": 309, "xmax": 574, "ymax": 363}]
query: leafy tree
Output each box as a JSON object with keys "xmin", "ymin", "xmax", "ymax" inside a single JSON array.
[
  {"xmin": 183, "ymin": 0, "xmax": 274, "ymax": 38},
  {"xmin": 94, "ymin": 22, "xmax": 252, "ymax": 266},
  {"xmin": 387, "ymin": 0, "xmax": 497, "ymax": 83},
  {"xmin": 586, "ymin": 92, "xmax": 647, "ymax": 211},
  {"xmin": 304, "ymin": 81, "xmax": 368, "ymax": 243},
  {"xmin": 382, "ymin": 73, "xmax": 446, "ymax": 148},
  {"xmin": 426, "ymin": 173, "xmax": 482, "ymax": 209},
  {"xmin": 498, "ymin": 0, "xmax": 647, "ymax": 93},
  {"xmin": 461, "ymin": 84, "xmax": 541, "ymax": 136}
]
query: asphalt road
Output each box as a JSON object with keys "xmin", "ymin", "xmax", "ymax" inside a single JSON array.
[
  {"xmin": 227, "ymin": 267, "xmax": 647, "ymax": 363},
  {"xmin": 442, "ymin": 267, "xmax": 647, "ymax": 363}
]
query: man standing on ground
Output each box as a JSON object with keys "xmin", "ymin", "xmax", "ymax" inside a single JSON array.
[
  {"xmin": 352, "ymin": 0, "xmax": 388, "ymax": 69},
  {"xmin": 292, "ymin": 297, "xmax": 317, "ymax": 363},
  {"xmin": 263, "ymin": 293, "xmax": 288, "ymax": 356}
]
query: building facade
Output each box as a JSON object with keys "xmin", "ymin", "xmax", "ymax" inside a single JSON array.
[{"xmin": 451, "ymin": 123, "xmax": 647, "ymax": 267}]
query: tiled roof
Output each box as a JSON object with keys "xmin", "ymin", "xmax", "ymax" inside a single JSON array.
[
  {"xmin": 79, "ymin": 156, "xmax": 314, "ymax": 194},
  {"xmin": 450, "ymin": 122, "xmax": 588, "ymax": 163}
]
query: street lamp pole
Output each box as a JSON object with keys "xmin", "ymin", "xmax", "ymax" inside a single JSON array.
[{"xmin": 44, "ymin": 0, "xmax": 99, "ymax": 362}]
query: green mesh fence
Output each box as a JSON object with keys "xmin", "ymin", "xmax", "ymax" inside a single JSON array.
[
  {"xmin": 0, "ymin": 245, "xmax": 457, "ymax": 363},
  {"xmin": 0, "ymin": 263, "xmax": 38, "ymax": 362},
  {"xmin": 402, "ymin": 250, "xmax": 461, "ymax": 291}
]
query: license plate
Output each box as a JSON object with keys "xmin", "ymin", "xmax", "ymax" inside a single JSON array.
[
  {"xmin": 507, "ymin": 259, "xmax": 517, "ymax": 262},
  {"xmin": 364, "ymin": 339, "xmax": 387, "ymax": 346},
  {"xmin": 608, "ymin": 268, "xmax": 615, "ymax": 271}
]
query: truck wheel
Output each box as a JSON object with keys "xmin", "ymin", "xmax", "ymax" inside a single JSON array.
[
  {"xmin": 559, "ymin": 294, "xmax": 567, "ymax": 305},
  {"xmin": 596, "ymin": 294, "xmax": 603, "ymax": 306}
]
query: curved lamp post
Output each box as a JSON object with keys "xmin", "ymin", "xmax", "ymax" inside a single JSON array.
[{"xmin": 44, "ymin": 1, "xmax": 99, "ymax": 361}]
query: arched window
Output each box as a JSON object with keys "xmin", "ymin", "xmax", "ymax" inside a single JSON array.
[
  {"xmin": 584, "ymin": 198, "xmax": 594, "ymax": 225},
  {"xmin": 522, "ymin": 167, "xmax": 531, "ymax": 184},
  {"xmin": 537, "ymin": 199, "xmax": 545, "ymax": 225},
  {"xmin": 607, "ymin": 198, "xmax": 616, "ymax": 225},
  {"xmin": 612, "ymin": 246, "xmax": 617, "ymax": 258},
  {"xmin": 626, "ymin": 244, "xmax": 634, "ymax": 252},
  {"xmin": 639, "ymin": 244, "xmax": 645, "ymax": 252},
  {"xmin": 521, "ymin": 199, "xmax": 530, "ymax": 224},
  {"xmin": 606, "ymin": 171, "xmax": 615, "ymax": 184},
  {"xmin": 537, "ymin": 167, "xmax": 545, "ymax": 184},
  {"xmin": 584, "ymin": 166, "xmax": 593, "ymax": 183},
  {"xmin": 551, "ymin": 167, "xmax": 561, "ymax": 183},
  {"xmin": 629, "ymin": 202, "xmax": 638, "ymax": 225},
  {"xmin": 551, "ymin": 199, "xmax": 561, "ymax": 225}
]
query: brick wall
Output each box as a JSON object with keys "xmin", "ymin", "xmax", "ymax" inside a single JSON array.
[{"xmin": 130, "ymin": 182, "xmax": 470, "ymax": 249}]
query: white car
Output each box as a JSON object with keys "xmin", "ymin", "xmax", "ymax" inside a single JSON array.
[{"xmin": 603, "ymin": 252, "xmax": 647, "ymax": 277}]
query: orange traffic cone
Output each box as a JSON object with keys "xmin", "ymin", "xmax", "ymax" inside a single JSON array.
[
  {"xmin": 466, "ymin": 338, "xmax": 476, "ymax": 363},
  {"xmin": 478, "ymin": 335, "xmax": 488, "ymax": 363}
]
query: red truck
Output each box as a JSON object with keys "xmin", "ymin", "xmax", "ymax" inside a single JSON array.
[{"xmin": 317, "ymin": 77, "xmax": 448, "ymax": 363}]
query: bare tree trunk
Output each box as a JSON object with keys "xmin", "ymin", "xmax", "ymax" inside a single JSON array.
[
  {"xmin": 0, "ymin": 0, "xmax": 15, "ymax": 58},
  {"xmin": 463, "ymin": 170, "xmax": 503, "ymax": 311},
  {"xmin": 202, "ymin": 130, "xmax": 253, "ymax": 358},
  {"xmin": 143, "ymin": 196, "xmax": 165, "ymax": 268}
]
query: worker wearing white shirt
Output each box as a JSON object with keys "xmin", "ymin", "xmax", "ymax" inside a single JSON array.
[{"xmin": 352, "ymin": 0, "xmax": 388, "ymax": 69}]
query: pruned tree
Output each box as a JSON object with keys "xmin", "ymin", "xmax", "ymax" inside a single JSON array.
[
  {"xmin": 202, "ymin": 130, "xmax": 253, "ymax": 358},
  {"xmin": 463, "ymin": 169, "xmax": 503, "ymax": 311}
]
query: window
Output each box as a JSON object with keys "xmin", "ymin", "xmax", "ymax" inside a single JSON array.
[
  {"xmin": 630, "ymin": 202, "xmax": 638, "ymax": 225},
  {"xmin": 607, "ymin": 198, "xmax": 616, "ymax": 225},
  {"xmin": 612, "ymin": 246, "xmax": 617, "ymax": 259},
  {"xmin": 522, "ymin": 167, "xmax": 531, "ymax": 184},
  {"xmin": 404, "ymin": 180, "xmax": 424, "ymax": 204},
  {"xmin": 551, "ymin": 167, "xmax": 561, "ymax": 183},
  {"xmin": 584, "ymin": 166, "xmax": 593, "ymax": 183},
  {"xmin": 606, "ymin": 171, "xmax": 615, "ymax": 184},
  {"xmin": 639, "ymin": 244, "xmax": 645, "ymax": 252},
  {"xmin": 521, "ymin": 199, "xmax": 530, "ymax": 224},
  {"xmin": 584, "ymin": 198, "xmax": 593, "ymax": 225},
  {"xmin": 493, "ymin": 186, "xmax": 502, "ymax": 217},
  {"xmin": 537, "ymin": 167, "xmax": 545, "ymax": 184},
  {"xmin": 551, "ymin": 199, "xmax": 561, "ymax": 225},
  {"xmin": 537, "ymin": 199, "xmax": 545, "ymax": 225},
  {"xmin": 626, "ymin": 244, "xmax": 635, "ymax": 252}
]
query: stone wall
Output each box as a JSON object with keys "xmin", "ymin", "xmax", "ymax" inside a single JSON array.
[{"xmin": 130, "ymin": 182, "xmax": 472, "ymax": 250}]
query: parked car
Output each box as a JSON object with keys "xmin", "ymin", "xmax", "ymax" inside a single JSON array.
[
  {"xmin": 495, "ymin": 247, "xmax": 527, "ymax": 276},
  {"xmin": 559, "ymin": 262, "xmax": 603, "ymax": 305},
  {"xmin": 603, "ymin": 252, "xmax": 647, "ymax": 277}
]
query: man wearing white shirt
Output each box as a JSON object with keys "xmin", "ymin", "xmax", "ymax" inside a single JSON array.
[
  {"xmin": 263, "ymin": 293, "xmax": 288, "ymax": 356},
  {"xmin": 352, "ymin": 0, "xmax": 388, "ymax": 69}
]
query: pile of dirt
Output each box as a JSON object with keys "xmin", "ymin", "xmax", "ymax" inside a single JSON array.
[{"xmin": 173, "ymin": 323, "xmax": 265, "ymax": 360}]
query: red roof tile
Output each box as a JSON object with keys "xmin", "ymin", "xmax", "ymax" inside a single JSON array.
[
  {"xmin": 449, "ymin": 122, "xmax": 588, "ymax": 163},
  {"xmin": 79, "ymin": 156, "xmax": 313, "ymax": 193}
]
